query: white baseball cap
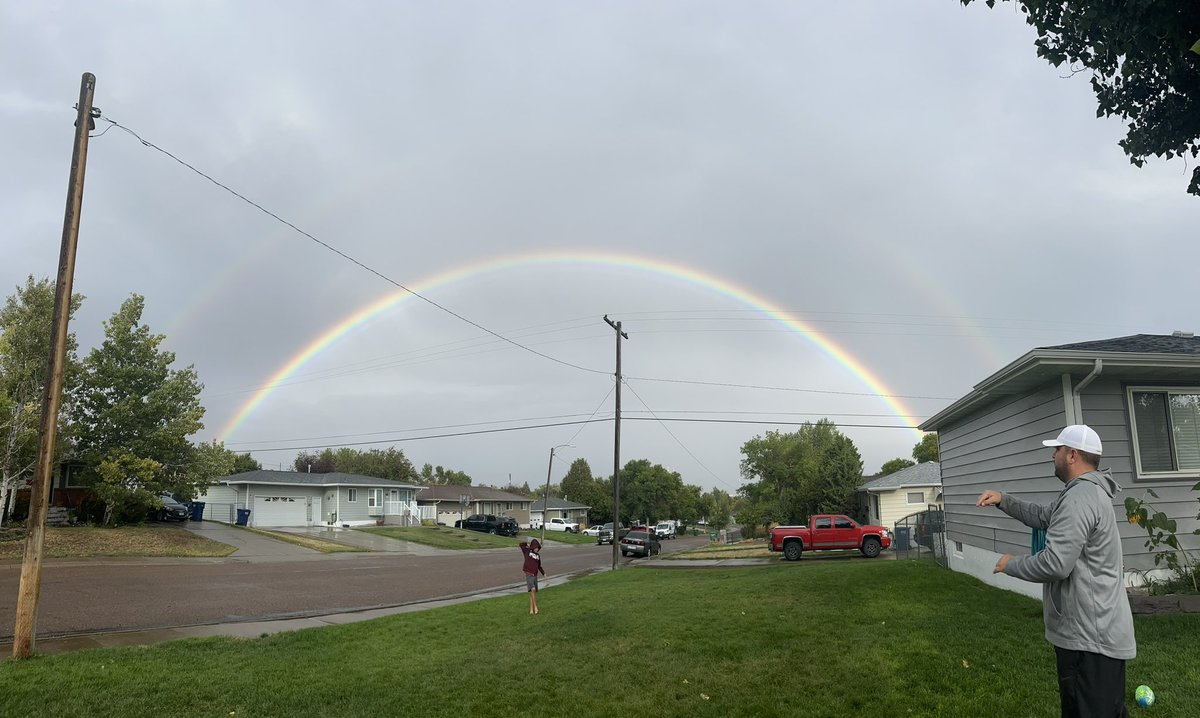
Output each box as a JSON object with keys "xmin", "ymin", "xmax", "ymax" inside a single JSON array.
[{"xmin": 1042, "ymin": 425, "xmax": 1103, "ymax": 455}]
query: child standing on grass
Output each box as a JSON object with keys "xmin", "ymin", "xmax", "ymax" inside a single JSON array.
[{"xmin": 519, "ymin": 538, "xmax": 545, "ymax": 614}]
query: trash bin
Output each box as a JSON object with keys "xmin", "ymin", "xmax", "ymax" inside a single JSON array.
[
  {"xmin": 236, "ymin": 508, "xmax": 251, "ymax": 527},
  {"xmin": 189, "ymin": 501, "xmax": 205, "ymax": 522},
  {"xmin": 895, "ymin": 526, "xmax": 910, "ymax": 550},
  {"xmin": 708, "ymin": 531, "xmax": 718, "ymax": 541}
]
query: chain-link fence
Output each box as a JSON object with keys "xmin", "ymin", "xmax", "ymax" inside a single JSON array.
[{"xmin": 893, "ymin": 507, "xmax": 947, "ymax": 568}]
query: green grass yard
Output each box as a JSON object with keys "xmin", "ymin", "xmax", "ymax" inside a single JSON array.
[
  {"xmin": 360, "ymin": 525, "xmax": 523, "ymax": 549},
  {"xmin": 0, "ymin": 526, "xmax": 236, "ymax": 559},
  {"xmin": 1, "ymin": 561, "xmax": 1194, "ymax": 717}
]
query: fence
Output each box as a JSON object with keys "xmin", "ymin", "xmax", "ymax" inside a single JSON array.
[
  {"xmin": 893, "ymin": 507, "xmax": 947, "ymax": 568},
  {"xmin": 200, "ymin": 502, "xmax": 237, "ymax": 523}
]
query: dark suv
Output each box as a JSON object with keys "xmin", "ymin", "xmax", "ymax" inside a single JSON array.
[{"xmin": 455, "ymin": 514, "xmax": 520, "ymax": 536}]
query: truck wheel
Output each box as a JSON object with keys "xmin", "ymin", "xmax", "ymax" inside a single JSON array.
[
  {"xmin": 783, "ymin": 541, "xmax": 803, "ymax": 561},
  {"xmin": 488, "ymin": 529, "xmax": 497, "ymax": 535},
  {"xmin": 861, "ymin": 538, "xmax": 882, "ymax": 558}
]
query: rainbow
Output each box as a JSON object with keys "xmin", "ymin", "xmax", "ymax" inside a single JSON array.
[{"xmin": 217, "ymin": 251, "xmax": 928, "ymax": 441}]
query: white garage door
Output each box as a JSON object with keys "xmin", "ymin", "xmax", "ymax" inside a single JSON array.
[{"xmin": 252, "ymin": 495, "xmax": 320, "ymax": 527}]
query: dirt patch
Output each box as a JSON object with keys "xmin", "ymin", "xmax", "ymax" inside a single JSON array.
[{"xmin": 0, "ymin": 526, "xmax": 237, "ymax": 559}]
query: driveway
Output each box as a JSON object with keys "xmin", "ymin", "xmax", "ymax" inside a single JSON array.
[
  {"xmin": 183, "ymin": 520, "xmax": 321, "ymax": 561},
  {"xmin": 271, "ymin": 525, "xmax": 452, "ymax": 555}
]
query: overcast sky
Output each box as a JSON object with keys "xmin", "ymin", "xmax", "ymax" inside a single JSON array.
[{"xmin": 4, "ymin": 1, "xmax": 1196, "ymax": 495}]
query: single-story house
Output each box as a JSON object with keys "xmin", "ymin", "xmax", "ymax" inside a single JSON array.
[
  {"xmin": 196, "ymin": 470, "xmax": 422, "ymax": 528},
  {"xmin": 919, "ymin": 333, "xmax": 1200, "ymax": 598},
  {"xmin": 858, "ymin": 461, "xmax": 943, "ymax": 531},
  {"xmin": 415, "ymin": 485, "xmax": 532, "ymax": 527},
  {"xmin": 530, "ymin": 497, "xmax": 592, "ymax": 528}
]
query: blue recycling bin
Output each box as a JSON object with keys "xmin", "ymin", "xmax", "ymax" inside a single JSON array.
[
  {"xmin": 895, "ymin": 526, "xmax": 910, "ymax": 550},
  {"xmin": 236, "ymin": 508, "xmax": 251, "ymax": 526},
  {"xmin": 189, "ymin": 501, "xmax": 205, "ymax": 522}
]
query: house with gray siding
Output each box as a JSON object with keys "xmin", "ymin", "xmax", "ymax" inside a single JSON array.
[
  {"xmin": 530, "ymin": 497, "xmax": 592, "ymax": 528},
  {"xmin": 416, "ymin": 485, "xmax": 533, "ymax": 527},
  {"xmin": 196, "ymin": 470, "xmax": 422, "ymax": 528},
  {"xmin": 919, "ymin": 333, "xmax": 1200, "ymax": 598}
]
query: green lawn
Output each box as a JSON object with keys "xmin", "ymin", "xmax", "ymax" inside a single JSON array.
[
  {"xmin": 1, "ymin": 561, "xmax": 1195, "ymax": 717},
  {"xmin": 0, "ymin": 526, "xmax": 236, "ymax": 559},
  {"xmin": 535, "ymin": 529, "xmax": 597, "ymax": 544},
  {"xmin": 359, "ymin": 525, "xmax": 523, "ymax": 549}
]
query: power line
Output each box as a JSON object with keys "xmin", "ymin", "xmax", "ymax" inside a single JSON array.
[
  {"xmin": 621, "ymin": 380, "xmax": 739, "ymax": 492},
  {"xmin": 223, "ymin": 407, "xmax": 926, "ymax": 448},
  {"xmin": 562, "ymin": 384, "xmax": 617, "ymax": 447},
  {"xmin": 100, "ymin": 117, "xmax": 608, "ymax": 378},
  {"xmin": 623, "ymin": 375, "xmax": 953, "ymax": 400},
  {"xmin": 232, "ymin": 415, "xmax": 922, "ymax": 454}
]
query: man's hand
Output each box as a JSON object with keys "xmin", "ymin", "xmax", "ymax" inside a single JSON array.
[
  {"xmin": 993, "ymin": 554, "xmax": 1012, "ymax": 574},
  {"xmin": 976, "ymin": 490, "xmax": 1002, "ymax": 507}
]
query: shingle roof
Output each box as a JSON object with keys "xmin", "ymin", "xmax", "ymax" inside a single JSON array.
[
  {"xmin": 530, "ymin": 497, "xmax": 591, "ymax": 511},
  {"xmin": 219, "ymin": 470, "xmax": 422, "ymax": 489},
  {"xmin": 416, "ymin": 485, "xmax": 531, "ymax": 503},
  {"xmin": 1039, "ymin": 334, "xmax": 1200, "ymax": 355},
  {"xmin": 858, "ymin": 462, "xmax": 941, "ymax": 492}
]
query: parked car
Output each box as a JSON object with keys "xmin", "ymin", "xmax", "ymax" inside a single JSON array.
[
  {"xmin": 454, "ymin": 514, "xmax": 520, "ymax": 536},
  {"xmin": 153, "ymin": 494, "xmax": 190, "ymax": 522},
  {"xmin": 596, "ymin": 522, "xmax": 629, "ymax": 545},
  {"xmin": 655, "ymin": 522, "xmax": 675, "ymax": 539},
  {"xmin": 619, "ymin": 529, "xmax": 661, "ymax": 558},
  {"xmin": 582, "ymin": 525, "xmax": 604, "ymax": 537}
]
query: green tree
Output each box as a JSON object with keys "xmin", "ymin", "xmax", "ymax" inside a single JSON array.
[
  {"xmin": 880, "ymin": 458, "xmax": 915, "ymax": 476},
  {"xmin": 913, "ymin": 433, "xmax": 939, "ymax": 463},
  {"xmin": 180, "ymin": 439, "xmax": 238, "ymax": 500},
  {"xmin": 320, "ymin": 446, "xmax": 417, "ymax": 482},
  {"xmin": 738, "ymin": 419, "xmax": 864, "ymax": 525},
  {"xmin": 703, "ymin": 488, "xmax": 734, "ymax": 531},
  {"xmin": 559, "ymin": 458, "xmax": 609, "ymax": 519},
  {"xmin": 294, "ymin": 449, "xmax": 335, "ymax": 474},
  {"xmin": 675, "ymin": 483, "xmax": 703, "ymax": 531},
  {"xmin": 0, "ymin": 276, "xmax": 84, "ymax": 524},
  {"xmin": 231, "ymin": 452, "xmax": 261, "ymax": 474},
  {"xmin": 619, "ymin": 459, "xmax": 684, "ymax": 524},
  {"xmin": 419, "ymin": 463, "xmax": 471, "ymax": 486},
  {"xmin": 75, "ymin": 295, "xmax": 205, "ymax": 524},
  {"xmin": 963, "ymin": 0, "xmax": 1200, "ymax": 196}
]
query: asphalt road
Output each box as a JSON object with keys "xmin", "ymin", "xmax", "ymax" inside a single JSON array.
[{"xmin": 0, "ymin": 535, "xmax": 708, "ymax": 640}]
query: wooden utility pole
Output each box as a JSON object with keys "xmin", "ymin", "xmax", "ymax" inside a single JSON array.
[
  {"xmin": 13, "ymin": 72, "xmax": 96, "ymax": 660},
  {"xmin": 603, "ymin": 315, "xmax": 627, "ymax": 571}
]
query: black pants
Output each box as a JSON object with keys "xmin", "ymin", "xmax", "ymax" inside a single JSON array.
[{"xmin": 1055, "ymin": 647, "xmax": 1129, "ymax": 718}]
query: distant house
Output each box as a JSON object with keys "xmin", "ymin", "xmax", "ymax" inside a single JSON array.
[
  {"xmin": 858, "ymin": 461, "xmax": 943, "ymax": 530},
  {"xmin": 530, "ymin": 497, "xmax": 591, "ymax": 528},
  {"xmin": 919, "ymin": 333, "xmax": 1200, "ymax": 598},
  {"xmin": 415, "ymin": 485, "xmax": 532, "ymax": 527},
  {"xmin": 195, "ymin": 470, "xmax": 422, "ymax": 528}
]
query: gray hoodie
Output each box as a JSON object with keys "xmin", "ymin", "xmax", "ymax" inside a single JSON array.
[{"xmin": 998, "ymin": 469, "xmax": 1136, "ymax": 660}]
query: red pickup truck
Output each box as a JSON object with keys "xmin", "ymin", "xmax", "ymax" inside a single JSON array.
[{"xmin": 767, "ymin": 514, "xmax": 891, "ymax": 561}]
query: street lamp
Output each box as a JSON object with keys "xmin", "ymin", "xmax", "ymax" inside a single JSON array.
[{"xmin": 541, "ymin": 443, "xmax": 574, "ymax": 544}]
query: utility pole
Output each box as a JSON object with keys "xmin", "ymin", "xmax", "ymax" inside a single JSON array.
[
  {"xmin": 13, "ymin": 73, "xmax": 97, "ymax": 660},
  {"xmin": 603, "ymin": 315, "xmax": 627, "ymax": 571}
]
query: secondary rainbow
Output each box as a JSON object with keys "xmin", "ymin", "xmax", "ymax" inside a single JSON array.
[{"xmin": 218, "ymin": 250, "xmax": 928, "ymax": 441}]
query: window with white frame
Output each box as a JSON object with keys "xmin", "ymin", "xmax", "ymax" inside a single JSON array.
[
  {"xmin": 368, "ymin": 489, "xmax": 380, "ymax": 508},
  {"xmin": 348, "ymin": 488, "xmax": 358, "ymax": 502},
  {"xmin": 1128, "ymin": 387, "xmax": 1200, "ymax": 476},
  {"xmin": 906, "ymin": 491, "xmax": 925, "ymax": 504}
]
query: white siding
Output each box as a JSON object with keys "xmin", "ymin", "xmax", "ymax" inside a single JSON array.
[{"xmin": 877, "ymin": 486, "xmax": 943, "ymax": 530}]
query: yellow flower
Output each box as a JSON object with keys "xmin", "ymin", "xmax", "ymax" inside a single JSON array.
[{"xmin": 1128, "ymin": 514, "xmax": 1141, "ymax": 525}]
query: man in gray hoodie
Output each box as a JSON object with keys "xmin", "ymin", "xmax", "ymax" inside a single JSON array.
[{"xmin": 977, "ymin": 424, "xmax": 1136, "ymax": 717}]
